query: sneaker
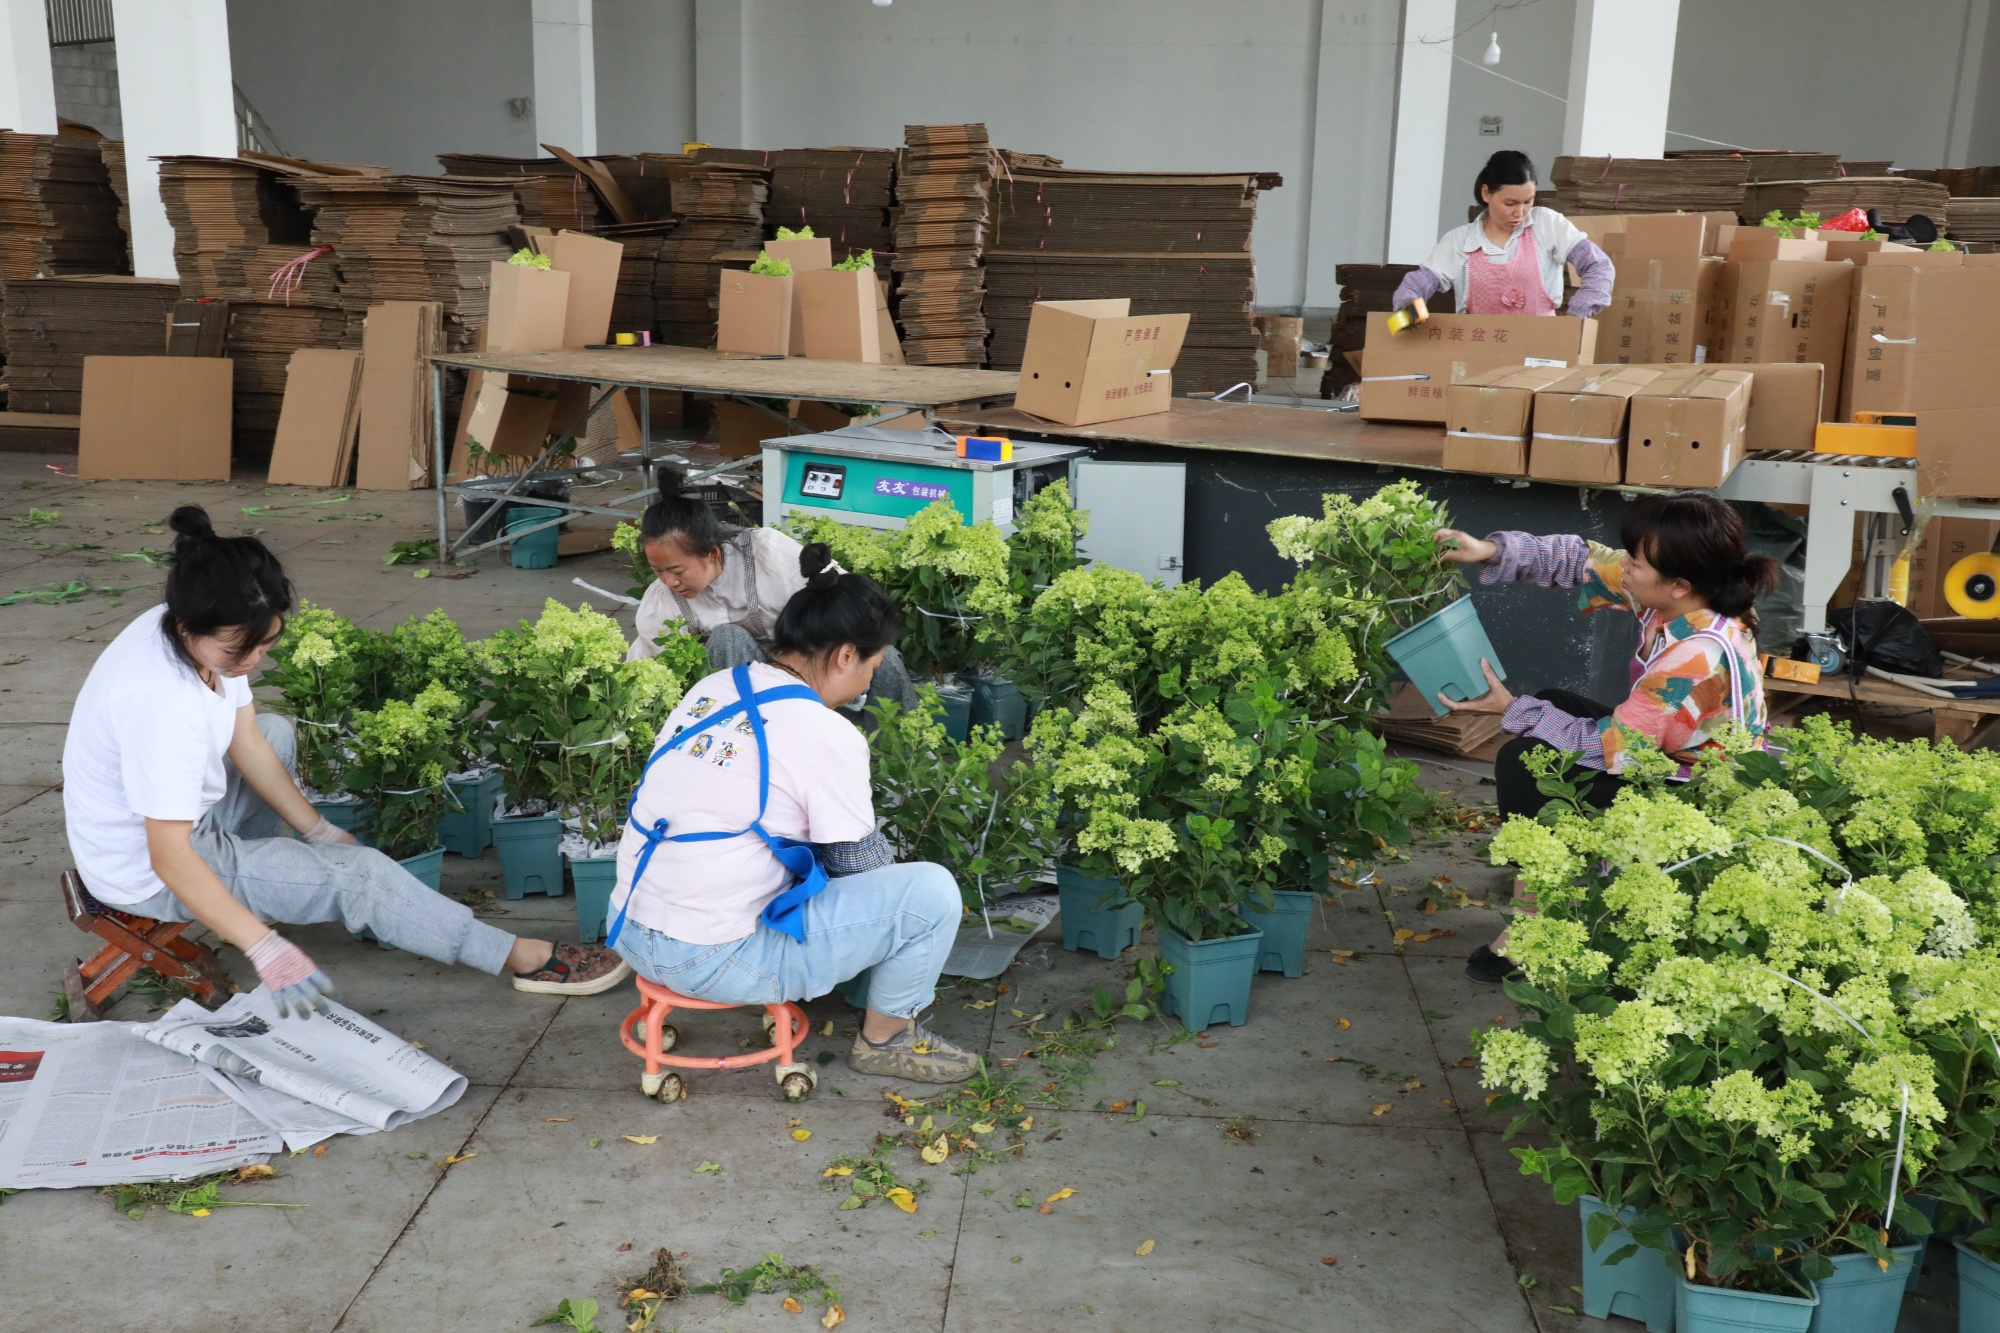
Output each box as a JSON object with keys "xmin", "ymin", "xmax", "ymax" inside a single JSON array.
[
  {"xmin": 511, "ymin": 943, "xmax": 632, "ymax": 996},
  {"xmin": 1466, "ymin": 943, "xmax": 1520, "ymax": 986},
  {"xmin": 847, "ymin": 1020, "xmax": 978, "ymax": 1084}
]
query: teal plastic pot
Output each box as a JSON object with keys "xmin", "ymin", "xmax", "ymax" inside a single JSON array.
[
  {"xmin": 1676, "ymin": 1277, "xmax": 1817, "ymax": 1333},
  {"xmin": 492, "ymin": 811, "xmax": 564, "ymax": 899},
  {"xmin": 1055, "ymin": 866, "xmax": 1143, "ymax": 960},
  {"xmin": 930, "ymin": 680, "xmax": 973, "ymax": 742},
  {"xmin": 1956, "ymin": 1240, "xmax": 2000, "ymax": 1333},
  {"xmin": 1805, "ymin": 1244, "xmax": 1918, "ymax": 1333},
  {"xmin": 1238, "ymin": 890, "xmax": 1316, "ymax": 978},
  {"xmin": 963, "ymin": 670, "xmax": 1027, "ymax": 741},
  {"xmin": 506, "ymin": 504, "xmax": 562, "ymax": 570},
  {"xmin": 1383, "ymin": 594, "xmax": 1507, "ymax": 718},
  {"xmin": 398, "ymin": 846, "xmax": 445, "ymax": 891},
  {"xmin": 1580, "ymin": 1196, "xmax": 1679, "ymax": 1332},
  {"xmin": 438, "ymin": 770, "xmax": 503, "ymax": 858},
  {"xmin": 311, "ymin": 797, "xmax": 375, "ymax": 847},
  {"xmin": 1156, "ymin": 920, "xmax": 1263, "ymax": 1030},
  {"xmin": 837, "ymin": 968, "xmax": 872, "ymax": 1009},
  {"xmin": 568, "ymin": 854, "xmax": 617, "ymax": 944}
]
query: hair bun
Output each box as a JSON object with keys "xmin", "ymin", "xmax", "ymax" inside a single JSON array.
[
  {"xmin": 167, "ymin": 505, "xmax": 216, "ymax": 544},
  {"xmin": 799, "ymin": 541, "xmax": 840, "ymax": 589},
  {"xmin": 656, "ymin": 466, "xmax": 686, "ymax": 501}
]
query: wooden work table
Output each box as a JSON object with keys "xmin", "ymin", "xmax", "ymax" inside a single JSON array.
[{"xmin": 940, "ymin": 399, "xmax": 1450, "ymax": 471}]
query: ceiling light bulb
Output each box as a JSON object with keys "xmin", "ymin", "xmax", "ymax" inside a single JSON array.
[
  {"xmin": 872, "ymin": 0, "xmax": 893, "ymax": 6},
  {"xmin": 1483, "ymin": 32, "xmax": 1502, "ymax": 65}
]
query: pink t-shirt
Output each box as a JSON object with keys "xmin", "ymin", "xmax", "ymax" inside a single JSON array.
[{"xmin": 615, "ymin": 663, "xmax": 876, "ymax": 944}]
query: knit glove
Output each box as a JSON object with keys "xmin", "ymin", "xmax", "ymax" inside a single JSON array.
[
  {"xmin": 303, "ymin": 817, "xmax": 358, "ymax": 846},
  {"xmin": 244, "ymin": 930, "xmax": 336, "ymax": 1019}
]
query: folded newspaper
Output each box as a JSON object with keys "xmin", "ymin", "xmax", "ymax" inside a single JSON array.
[{"xmin": 942, "ymin": 890, "xmax": 1059, "ymax": 980}]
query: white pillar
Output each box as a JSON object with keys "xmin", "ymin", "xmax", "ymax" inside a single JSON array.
[
  {"xmin": 693, "ymin": 0, "xmax": 746, "ymax": 147},
  {"xmin": 1385, "ymin": 0, "xmax": 1454, "ymax": 264},
  {"xmin": 1301, "ymin": 0, "xmax": 1401, "ymax": 301},
  {"xmin": 1562, "ymin": 0, "xmax": 1682, "ymax": 158},
  {"xmin": 534, "ymin": 0, "xmax": 596, "ymax": 156},
  {"xmin": 0, "ymin": 0, "xmax": 56, "ymax": 133},
  {"xmin": 110, "ymin": 0, "xmax": 236, "ymax": 279}
]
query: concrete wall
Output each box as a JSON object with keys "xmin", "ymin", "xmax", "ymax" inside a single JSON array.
[
  {"xmin": 1436, "ymin": 0, "xmax": 1572, "ymax": 237},
  {"xmin": 225, "ymin": 0, "xmax": 538, "ymax": 173},
  {"xmin": 51, "ymin": 40, "xmax": 121, "ymax": 139},
  {"xmin": 592, "ymin": 0, "xmax": 695, "ymax": 155}
]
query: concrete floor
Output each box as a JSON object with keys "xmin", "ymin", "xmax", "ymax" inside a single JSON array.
[{"xmin": 0, "ymin": 453, "xmax": 1962, "ymax": 1332}]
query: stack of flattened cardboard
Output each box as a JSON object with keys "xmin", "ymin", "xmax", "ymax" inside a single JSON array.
[
  {"xmin": 1667, "ymin": 149, "xmax": 1843, "ymax": 183},
  {"xmin": 597, "ymin": 154, "xmax": 678, "ymax": 222},
  {"xmin": 1372, "ymin": 683, "xmax": 1505, "ymax": 760},
  {"xmin": 1741, "ymin": 176, "xmax": 1949, "ymax": 228},
  {"xmin": 1323, "ymin": 263, "xmax": 1452, "ymax": 395},
  {"xmin": 1544, "ymin": 155, "xmax": 1750, "ymax": 214},
  {"xmin": 98, "ymin": 139, "xmax": 131, "ymax": 272},
  {"xmin": 893, "ymin": 123, "xmax": 996, "ymax": 366},
  {"xmin": 291, "ymin": 174, "xmax": 521, "ymax": 349},
  {"xmin": 0, "ymin": 276, "xmax": 178, "ymax": 413},
  {"xmin": 1922, "ymin": 166, "xmax": 2000, "ymax": 197},
  {"xmin": 225, "ymin": 303, "xmax": 351, "ymax": 445},
  {"xmin": 985, "ymin": 167, "xmax": 1279, "ymax": 394},
  {"xmin": 437, "ymin": 153, "xmax": 609, "ymax": 231},
  {"xmin": 769, "ymin": 148, "xmax": 896, "ymax": 260},
  {"xmin": 599, "ymin": 220, "xmax": 673, "ymax": 337},
  {"xmin": 0, "ymin": 131, "xmax": 129, "ymax": 282},
  {"xmin": 652, "ymin": 161, "xmax": 767, "ymax": 346},
  {"xmin": 1947, "ymin": 199, "xmax": 2000, "ymax": 244}
]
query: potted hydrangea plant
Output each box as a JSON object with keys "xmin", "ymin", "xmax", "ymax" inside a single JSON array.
[
  {"xmin": 379, "ymin": 609, "xmax": 495, "ymax": 858},
  {"xmin": 260, "ymin": 600, "xmax": 378, "ymax": 838},
  {"xmin": 343, "ymin": 682, "xmax": 464, "ymax": 889}
]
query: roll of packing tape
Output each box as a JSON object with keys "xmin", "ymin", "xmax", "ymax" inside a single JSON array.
[{"xmin": 1944, "ymin": 552, "xmax": 2000, "ymax": 619}]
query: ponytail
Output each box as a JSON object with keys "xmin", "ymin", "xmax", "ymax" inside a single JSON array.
[
  {"xmin": 639, "ymin": 466, "xmax": 733, "ymax": 557},
  {"xmin": 159, "ymin": 505, "xmax": 294, "ymax": 669},
  {"xmin": 773, "ymin": 542, "xmax": 900, "ymax": 660},
  {"xmin": 1619, "ymin": 492, "xmax": 1779, "ymax": 631}
]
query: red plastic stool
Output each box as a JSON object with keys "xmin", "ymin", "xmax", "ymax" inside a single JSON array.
[{"xmin": 619, "ymin": 976, "xmax": 815, "ymax": 1104}]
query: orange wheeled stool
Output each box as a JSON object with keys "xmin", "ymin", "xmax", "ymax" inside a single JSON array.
[{"xmin": 619, "ymin": 975, "xmax": 815, "ymax": 1104}]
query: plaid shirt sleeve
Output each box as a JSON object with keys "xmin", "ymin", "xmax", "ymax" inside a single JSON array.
[
  {"xmin": 1500, "ymin": 695, "xmax": 1608, "ymax": 770},
  {"xmin": 817, "ymin": 828, "xmax": 896, "ymax": 878}
]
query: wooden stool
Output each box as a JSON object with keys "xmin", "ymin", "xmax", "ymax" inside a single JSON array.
[
  {"xmin": 618, "ymin": 976, "xmax": 814, "ymax": 1104},
  {"xmin": 60, "ymin": 869, "xmax": 230, "ymax": 1022}
]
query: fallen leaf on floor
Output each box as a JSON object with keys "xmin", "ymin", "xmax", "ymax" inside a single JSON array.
[
  {"xmin": 921, "ymin": 1134, "xmax": 949, "ymax": 1164},
  {"xmin": 1549, "ymin": 1304, "xmax": 1579, "ymax": 1316},
  {"xmin": 1459, "ymin": 1056, "xmax": 1478, "ymax": 1067},
  {"xmin": 916, "ymin": 1229, "xmax": 936, "ymax": 1238},
  {"xmin": 1327, "ymin": 949, "xmax": 1355, "ymax": 965},
  {"xmin": 441, "ymin": 1152, "xmax": 476, "ymax": 1165},
  {"xmin": 970, "ymin": 1121, "xmax": 994, "ymax": 1134},
  {"xmin": 1152, "ymin": 1079, "xmax": 1180, "ymax": 1087},
  {"xmin": 1107, "ymin": 1101, "xmax": 1129, "ymax": 1113},
  {"xmin": 1393, "ymin": 928, "xmax": 1415, "ymax": 945},
  {"xmin": 588, "ymin": 1137, "xmax": 601, "ymax": 1148},
  {"xmin": 1401, "ymin": 1080, "xmax": 1422, "ymax": 1092},
  {"xmin": 189, "ymin": 1208, "xmax": 211, "ymax": 1217},
  {"xmin": 236, "ymin": 1164, "xmax": 276, "ymax": 1180},
  {"xmin": 623, "ymin": 1135, "xmax": 658, "ymax": 1145},
  {"xmin": 410, "ymin": 1041, "xmax": 426, "ymax": 1049},
  {"xmin": 1136, "ymin": 1239, "xmax": 1155, "ymax": 1256},
  {"xmin": 1045, "ymin": 1188, "xmax": 1075, "ymax": 1204},
  {"xmin": 312, "ymin": 1144, "xmax": 327, "ymax": 1158},
  {"xmin": 885, "ymin": 1187, "xmax": 916, "ymax": 1214},
  {"xmin": 618, "ymin": 1242, "xmax": 633, "ymax": 1251},
  {"xmin": 791, "ymin": 1129, "xmax": 812, "ymax": 1142},
  {"xmin": 1441, "ymin": 1098, "xmax": 1455, "ymax": 1107},
  {"xmin": 995, "ymin": 984, "xmax": 1010, "ymax": 994},
  {"xmin": 964, "ymin": 1000, "xmax": 994, "ymax": 1009},
  {"xmin": 1419, "ymin": 899, "xmax": 1438, "ymax": 916},
  {"xmin": 1322, "ymin": 1256, "xmax": 1338, "ymax": 1266},
  {"xmin": 823, "ymin": 1166, "xmax": 853, "ymax": 1177},
  {"xmin": 546, "ymin": 1117, "xmax": 573, "ymax": 1123},
  {"xmin": 1486, "ymin": 1092, "xmax": 1503, "ymax": 1106},
  {"xmin": 782, "ymin": 1297, "xmax": 803, "ymax": 1313},
  {"xmin": 694, "ymin": 1161, "xmax": 723, "ymax": 1174},
  {"xmin": 1198, "ymin": 1041, "xmax": 1219, "ymax": 1049},
  {"xmin": 1037, "ymin": 1204, "xmax": 1053, "ymax": 1214},
  {"xmin": 1018, "ymin": 1115, "xmax": 1033, "ymax": 1131},
  {"xmin": 788, "ymin": 1118, "xmax": 802, "ymax": 1127},
  {"xmin": 821, "ymin": 1304, "xmax": 844, "ymax": 1327},
  {"xmin": 1410, "ymin": 930, "xmax": 1452, "ymax": 943},
  {"xmin": 1370, "ymin": 1104, "xmax": 1391, "ymax": 1116},
  {"xmin": 1336, "ymin": 1018, "xmax": 1351, "ymax": 1030}
]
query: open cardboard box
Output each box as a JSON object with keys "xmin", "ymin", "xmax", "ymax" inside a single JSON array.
[
  {"xmin": 1014, "ymin": 299, "xmax": 1189, "ymax": 426},
  {"xmin": 798, "ymin": 267, "xmax": 882, "ymax": 363}
]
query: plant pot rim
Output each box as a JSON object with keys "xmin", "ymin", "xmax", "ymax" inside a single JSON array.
[
  {"xmin": 564, "ymin": 851, "xmax": 618, "ymax": 865},
  {"xmin": 1675, "ymin": 1275, "xmax": 1818, "ymax": 1305},
  {"xmin": 1955, "ymin": 1237, "xmax": 2000, "ymax": 1264},
  {"xmin": 1157, "ymin": 919, "xmax": 1264, "ymax": 947},
  {"xmin": 396, "ymin": 846, "xmax": 444, "ymax": 862}
]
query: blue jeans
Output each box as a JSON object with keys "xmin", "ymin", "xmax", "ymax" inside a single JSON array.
[{"xmin": 613, "ymin": 862, "xmax": 961, "ymax": 1019}]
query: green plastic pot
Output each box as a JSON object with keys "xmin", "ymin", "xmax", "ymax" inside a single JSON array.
[
  {"xmin": 1676, "ymin": 1277, "xmax": 1816, "ymax": 1333},
  {"xmin": 837, "ymin": 968, "xmax": 872, "ymax": 1009},
  {"xmin": 492, "ymin": 811, "xmax": 564, "ymax": 899},
  {"xmin": 1580, "ymin": 1195, "xmax": 1679, "ymax": 1332},
  {"xmin": 1383, "ymin": 594, "xmax": 1507, "ymax": 718},
  {"xmin": 311, "ymin": 797, "xmax": 375, "ymax": 847},
  {"xmin": 1956, "ymin": 1240, "xmax": 2000, "ymax": 1333},
  {"xmin": 568, "ymin": 854, "xmax": 617, "ymax": 944},
  {"xmin": 506, "ymin": 504, "xmax": 562, "ymax": 570},
  {"xmin": 962, "ymin": 670, "xmax": 1027, "ymax": 741},
  {"xmin": 1805, "ymin": 1244, "xmax": 1918, "ymax": 1333},
  {"xmin": 930, "ymin": 680, "xmax": 973, "ymax": 742},
  {"xmin": 1238, "ymin": 890, "xmax": 1316, "ymax": 978},
  {"xmin": 1055, "ymin": 866, "xmax": 1143, "ymax": 960},
  {"xmin": 1156, "ymin": 920, "xmax": 1263, "ymax": 1030},
  {"xmin": 439, "ymin": 770, "xmax": 503, "ymax": 858}
]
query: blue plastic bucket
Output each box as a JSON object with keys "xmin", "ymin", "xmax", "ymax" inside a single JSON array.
[
  {"xmin": 1156, "ymin": 921, "xmax": 1263, "ymax": 1030},
  {"xmin": 1238, "ymin": 890, "xmax": 1317, "ymax": 978},
  {"xmin": 1805, "ymin": 1244, "xmax": 1918, "ymax": 1333},
  {"xmin": 1579, "ymin": 1196, "xmax": 1679, "ymax": 1332},
  {"xmin": 506, "ymin": 504, "xmax": 562, "ymax": 570},
  {"xmin": 1382, "ymin": 594, "xmax": 1506, "ymax": 717}
]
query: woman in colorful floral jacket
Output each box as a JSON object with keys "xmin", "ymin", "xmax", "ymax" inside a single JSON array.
[{"xmin": 1432, "ymin": 491, "xmax": 1779, "ymax": 983}]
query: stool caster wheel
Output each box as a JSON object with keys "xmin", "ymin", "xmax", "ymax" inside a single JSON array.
[
  {"xmin": 776, "ymin": 1063, "xmax": 816, "ymax": 1102},
  {"xmin": 630, "ymin": 1018, "xmax": 679, "ymax": 1054},
  {"xmin": 642, "ymin": 1071, "xmax": 686, "ymax": 1103},
  {"xmin": 761, "ymin": 1013, "xmax": 778, "ymax": 1039}
]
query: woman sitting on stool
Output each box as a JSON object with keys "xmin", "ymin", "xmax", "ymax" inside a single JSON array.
[
  {"xmin": 608, "ymin": 543, "xmax": 974, "ymax": 1084},
  {"xmin": 61, "ymin": 507, "xmax": 630, "ymax": 1018},
  {"xmin": 1432, "ymin": 492, "xmax": 1778, "ymax": 984},
  {"xmin": 625, "ymin": 468, "xmax": 919, "ymax": 714}
]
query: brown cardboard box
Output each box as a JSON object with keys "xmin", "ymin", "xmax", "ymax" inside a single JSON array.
[
  {"xmin": 716, "ymin": 270, "xmax": 794, "ymax": 356},
  {"xmin": 715, "ymin": 399, "xmax": 804, "ymax": 459},
  {"xmin": 1358, "ymin": 312, "xmax": 1598, "ymax": 423},
  {"xmin": 763, "ymin": 236, "xmax": 832, "ymax": 354},
  {"xmin": 1574, "ymin": 212, "xmax": 1735, "ymax": 260},
  {"xmin": 1597, "ymin": 258, "xmax": 1722, "ymax": 364},
  {"xmin": 1823, "ymin": 237, "xmax": 1920, "ymax": 264},
  {"xmin": 1529, "ymin": 365, "xmax": 1662, "ymax": 483},
  {"xmin": 79, "ymin": 356, "xmax": 232, "ymax": 481},
  {"xmin": 1254, "ymin": 313, "xmax": 1304, "ymax": 379},
  {"xmin": 546, "ymin": 230, "xmax": 623, "ymax": 349},
  {"xmin": 485, "ymin": 261, "xmax": 571, "ymax": 352},
  {"xmin": 1907, "ymin": 517, "xmax": 2000, "ymax": 616},
  {"xmin": 1727, "ymin": 231, "xmax": 1829, "ymax": 263},
  {"xmin": 1015, "ymin": 299, "xmax": 1190, "ymax": 426},
  {"xmin": 1913, "ymin": 264, "xmax": 2000, "ymax": 496},
  {"xmin": 1625, "ymin": 366, "xmax": 1753, "ymax": 487},
  {"xmin": 1625, "ymin": 360, "xmax": 1822, "ymax": 450},
  {"xmin": 797, "ymin": 268, "xmax": 882, "ymax": 363},
  {"xmin": 1619, "ymin": 214, "xmax": 1709, "ymax": 260},
  {"xmin": 355, "ymin": 301, "xmax": 442, "ymax": 490},
  {"xmin": 1442, "ymin": 364, "xmax": 1576, "ymax": 475},
  {"xmin": 1843, "ymin": 256, "xmax": 1964, "ymax": 422},
  {"xmin": 1716, "ymin": 260, "xmax": 1854, "ymax": 419}
]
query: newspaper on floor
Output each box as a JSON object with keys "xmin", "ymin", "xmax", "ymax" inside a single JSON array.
[
  {"xmin": 0, "ymin": 1016, "xmax": 279, "ymax": 1190},
  {"xmin": 942, "ymin": 890, "xmax": 1060, "ymax": 979},
  {"xmin": 140, "ymin": 988, "xmax": 467, "ymax": 1138}
]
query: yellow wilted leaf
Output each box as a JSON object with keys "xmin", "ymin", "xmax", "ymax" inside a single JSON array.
[
  {"xmin": 236, "ymin": 1164, "xmax": 275, "ymax": 1180},
  {"xmin": 792, "ymin": 1129, "xmax": 812, "ymax": 1142},
  {"xmin": 1370, "ymin": 1103, "xmax": 1392, "ymax": 1116},
  {"xmin": 1136, "ymin": 1239, "xmax": 1156, "ymax": 1256},
  {"xmin": 964, "ymin": 999, "xmax": 994, "ymax": 1010},
  {"xmin": 885, "ymin": 1091, "xmax": 914, "ymax": 1112},
  {"xmin": 921, "ymin": 1134, "xmax": 950, "ymax": 1164},
  {"xmin": 628, "ymin": 1289, "xmax": 658, "ymax": 1301},
  {"xmin": 441, "ymin": 1152, "xmax": 476, "ymax": 1165},
  {"xmin": 1401, "ymin": 1080, "xmax": 1422, "ymax": 1092},
  {"xmin": 823, "ymin": 1165, "xmax": 853, "ymax": 1177},
  {"xmin": 1108, "ymin": 1100, "xmax": 1129, "ymax": 1113},
  {"xmin": 1686, "ymin": 1243, "xmax": 1698, "ymax": 1281},
  {"xmin": 821, "ymin": 1305, "xmax": 845, "ymax": 1328},
  {"xmin": 1327, "ymin": 950, "xmax": 1355, "ymax": 965},
  {"xmin": 821, "ymin": 1021, "xmax": 834, "ymax": 1037},
  {"xmin": 189, "ymin": 1208, "xmax": 211, "ymax": 1217},
  {"xmin": 970, "ymin": 1122, "xmax": 995, "ymax": 1134},
  {"xmin": 1336, "ymin": 1018, "xmax": 1351, "ymax": 1030},
  {"xmin": 623, "ymin": 1135, "xmax": 659, "ymax": 1145},
  {"xmin": 1045, "ymin": 1187, "xmax": 1075, "ymax": 1204},
  {"xmin": 312, "ymin": 1144, "xmax": 327, "ymax": 1158},
  {"xmin": 1393, "ymin": 928, "xmax": 1415, "ymax": 945},
  {"xmin": 1018, "ymin": 1115, "xmax": 1034, "ymax": 1131},
  {"xmin": 1486, "ymin": 1092, "xmax": 1503, "ymax": 1107},
  {"xmin": 885, "ymin": 1187, "xmax": 917, "ymax": 1213},
  {"xmin": 782, "ymin": 1296, "xmax": 803, "ymax": 1313},
  {"xmin": 545, "ymin": 1117, "xmax": 573, "ymax": 1123}
]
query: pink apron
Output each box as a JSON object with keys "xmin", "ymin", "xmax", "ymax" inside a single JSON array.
[{"xmin": 1464, "ymin": 222, "xmax": 1556, "ymax": 316}]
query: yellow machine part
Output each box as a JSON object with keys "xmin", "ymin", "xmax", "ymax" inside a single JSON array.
[
  {"xmin": 1944, "ymin": 552, "xmax": 2000, "ymax": 619},
  {"xmin": 1812, "ymin": 421, "xmax": 1917, "ymax": 459}
]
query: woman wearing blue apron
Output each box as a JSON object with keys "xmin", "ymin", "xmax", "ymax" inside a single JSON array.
[{"xmin": 605, "ymin": 543, "xmax": 976, "ymax": 1083}]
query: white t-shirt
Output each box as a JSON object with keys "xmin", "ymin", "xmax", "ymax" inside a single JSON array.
[
  {"xmin": 614, "ymin": 663, "xmax": 875, "ymax": 944},
  {"xmin": 63, "ymin": 604, "xmax": 252, "ymax": 906},
  {"xmin": 626, "ymin": 527, "xmax": 809, "ymax": 662}
]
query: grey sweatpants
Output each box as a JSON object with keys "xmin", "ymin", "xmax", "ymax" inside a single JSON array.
[
  {"xmin": 127, "ymin": 713, "xmax": 517, "ymax": 975},
  {"xmin": 705, "ymin": 622, "xmax": 922, "ymax": 713}
]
